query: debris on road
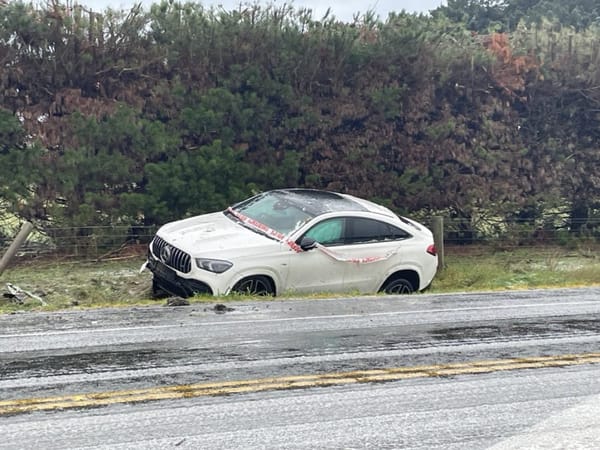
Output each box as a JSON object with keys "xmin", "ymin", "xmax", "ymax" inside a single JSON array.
[
  {"xmin": 213, "ymin": 303, "xmax": 235, "ymax": 314},
  {"xmin": 165, "ymin": 297, "xmax": 190, "ymax": 307}
]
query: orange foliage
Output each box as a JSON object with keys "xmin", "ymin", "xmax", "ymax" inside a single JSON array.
[
  {"xmin": 482, "ymin": 32, "xmax": 540, "ymax": 99},
  {"xmin": 485, "ymin": 32, "xmax": 512, "ymax": 64}
]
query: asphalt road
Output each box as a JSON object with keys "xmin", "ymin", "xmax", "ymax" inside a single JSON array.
[{"xmin": 1, "ymin": 287, "xmax": 600, "ymax": 449}]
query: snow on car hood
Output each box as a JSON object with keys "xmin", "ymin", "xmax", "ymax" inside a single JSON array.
[{"xmin": 156, "ymin": 211, "xmax": 277, "ymax": 255}]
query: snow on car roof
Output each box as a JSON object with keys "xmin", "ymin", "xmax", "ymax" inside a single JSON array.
[
  {"xmin": 273, "ymin": 189, "xmax": 369, "ymax": 215},
  {"xmin": 232, "ymin": 188, "xmax": 398, "ymax": 220}
]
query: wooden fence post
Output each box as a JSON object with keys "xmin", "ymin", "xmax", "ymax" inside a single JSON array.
[
  {"xmin": 432, "ymin": 216, "xmax": 445, "ymax": 270},
  {"xmin": 0, "ymin": 221, "xmax": 34, "ymax": 277}
]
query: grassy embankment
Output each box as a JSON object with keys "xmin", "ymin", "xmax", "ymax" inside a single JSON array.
[{"xmin": 0, "ymin": 245, "xmax": 598, "ymax": 313}]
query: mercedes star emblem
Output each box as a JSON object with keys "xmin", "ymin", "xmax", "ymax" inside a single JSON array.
[{"xmin": 160, "ymin": 244, "xmax": 172, "ymax": 263}]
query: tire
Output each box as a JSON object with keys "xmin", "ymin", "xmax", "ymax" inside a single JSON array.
[
  {"xmin": 381, "ymin": 277, "xmax": 415, "ymax": 295},
  {"xmin": 232, "ymin": 276, "xmax": 275, "ymax": 296}
]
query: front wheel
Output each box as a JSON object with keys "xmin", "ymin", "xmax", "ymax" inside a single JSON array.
[
  {"xmin": 231, "ymin": 276, "xmax": 275, "ymax": 296},
  {"xmin": 380, "ymin": 277, "xmax": 415, "ymax": 295}
]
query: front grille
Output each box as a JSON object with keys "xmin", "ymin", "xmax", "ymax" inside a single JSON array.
[{"xmin": 151, "ymin": 236, "xmax": 192, "ymax": 273}]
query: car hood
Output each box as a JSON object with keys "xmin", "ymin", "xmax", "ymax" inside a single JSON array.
[{"xmin": 156, "ymin": 211, "xmax": 278, "ymax": 255}]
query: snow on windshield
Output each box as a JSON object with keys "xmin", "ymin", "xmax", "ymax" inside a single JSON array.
[{"xmin": 230, "ymin": 190, "xmax": 368, "ymax": 235}]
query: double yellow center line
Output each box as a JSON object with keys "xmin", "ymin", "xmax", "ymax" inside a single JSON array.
[{"xmin": 2, "ymin": 352, "xmax": 600, "ymax": 416}]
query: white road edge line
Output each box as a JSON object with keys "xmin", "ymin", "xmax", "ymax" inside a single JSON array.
[{"xmin": 1, "ymin": 300, "xmax": 599, "ymax": 339}]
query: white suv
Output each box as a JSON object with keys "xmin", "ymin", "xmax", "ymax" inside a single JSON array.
[{"xmin": 143, "ymin": 189, "xmax": 438, "ymax": 297}]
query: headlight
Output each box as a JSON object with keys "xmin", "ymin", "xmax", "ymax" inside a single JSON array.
[{"xmin": 195, "ymin": 258, "xmax": 233, "ymax": 273}]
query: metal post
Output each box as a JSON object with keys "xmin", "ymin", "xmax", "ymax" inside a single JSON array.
[
  {"xmin": 432, "ymin": 216, "xmax": 445, "ymax": 270},
  {"xmin": 0, "ymin": 221, "xmax": 34, "ymax": 277}
]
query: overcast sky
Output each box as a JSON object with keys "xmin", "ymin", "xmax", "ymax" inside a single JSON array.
[{"xmin": 79, "ymin": 0, "xmax": 447, "ymax": 22}]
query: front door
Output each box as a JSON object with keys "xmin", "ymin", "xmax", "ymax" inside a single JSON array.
[{"xmin": 284, "ymin": 217, "xmax": 347, "ymax": 294}]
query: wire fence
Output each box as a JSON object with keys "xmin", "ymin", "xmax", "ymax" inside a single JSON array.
[
  {"xmin": 1, "ymin": 214, "xmax": 599, "ymax": 262},
  {"xmin": 0, "ymin": 218, "xmax": 158, "ymax": 261},
  {"xmin": 442, "ymin": 216, "xmax": 600, "ymax": 247}
]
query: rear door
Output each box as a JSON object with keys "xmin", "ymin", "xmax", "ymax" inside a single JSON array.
[{"xmin": 340, "ymin": 217, "xmax": 411, "ymax": 292}]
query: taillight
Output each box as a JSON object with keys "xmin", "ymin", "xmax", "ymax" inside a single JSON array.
[{"xmin": 426, "ymin": 244, "xmax": 437, "ymax": 256}]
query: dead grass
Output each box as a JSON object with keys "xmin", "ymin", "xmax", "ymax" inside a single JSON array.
[
  {"xmin": 434, "ymin": 245, "xmax": 600, "ymax": 292},
  {"xmin": 0, "ymin": 257, "xmax": 155, "ymax": 312},
  {"xmin": 0, "ymin": 245, "xmax": 599, "ymax": 313}
]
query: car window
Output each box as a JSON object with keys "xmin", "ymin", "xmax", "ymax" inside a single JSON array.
[
  {"xmin": 304, "ymin": 218, "xmax": 344, "ymax": 246},
  {"xmin": 346, "ymin": 217, "xmax": 410, "ymax": 244}
]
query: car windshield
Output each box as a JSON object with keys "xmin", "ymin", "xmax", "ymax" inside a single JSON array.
[{"xmin": 227, "ymin": 191, "xmax": 317, "ymax": 235}]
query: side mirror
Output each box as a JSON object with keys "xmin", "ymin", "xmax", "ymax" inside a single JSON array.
[{"xmin": 299, "ymin": 236, "xmax": 318, "ymax": 251}]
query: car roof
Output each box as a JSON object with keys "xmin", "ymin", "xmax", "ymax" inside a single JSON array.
[{"xmin": 272, "ymin": 189, "xmax": 396, "ymax": 218}]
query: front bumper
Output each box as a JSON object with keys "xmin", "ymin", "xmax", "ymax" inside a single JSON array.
[{"xmin": 146, "ymin": 253, "xmax": 213, "ymax": 298}]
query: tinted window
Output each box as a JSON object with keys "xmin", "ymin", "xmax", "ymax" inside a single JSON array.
[
  {"xmin": 346, "ymin": 218, "xmax": 410, "ymax": 244},
  {"xmin": 303, "ymin": 217, "xmax": 409, "ymax": 246},
  {"xmin": 303, "ymin": 218, "xmax": 345, "ymax": 246}
]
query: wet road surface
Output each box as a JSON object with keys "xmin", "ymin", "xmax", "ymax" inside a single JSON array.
[{"xmin": 1, "ymin": 287, "xmax": 600, "ymax": 448}]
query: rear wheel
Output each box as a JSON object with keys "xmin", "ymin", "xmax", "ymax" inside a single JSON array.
[
  {"xmin": 381, "ymin": 277, "xmax": 415, "ymax": 295},
  {"xmin": 232, "ymin": 276, "xmax": 275, "ymax": 296}
]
